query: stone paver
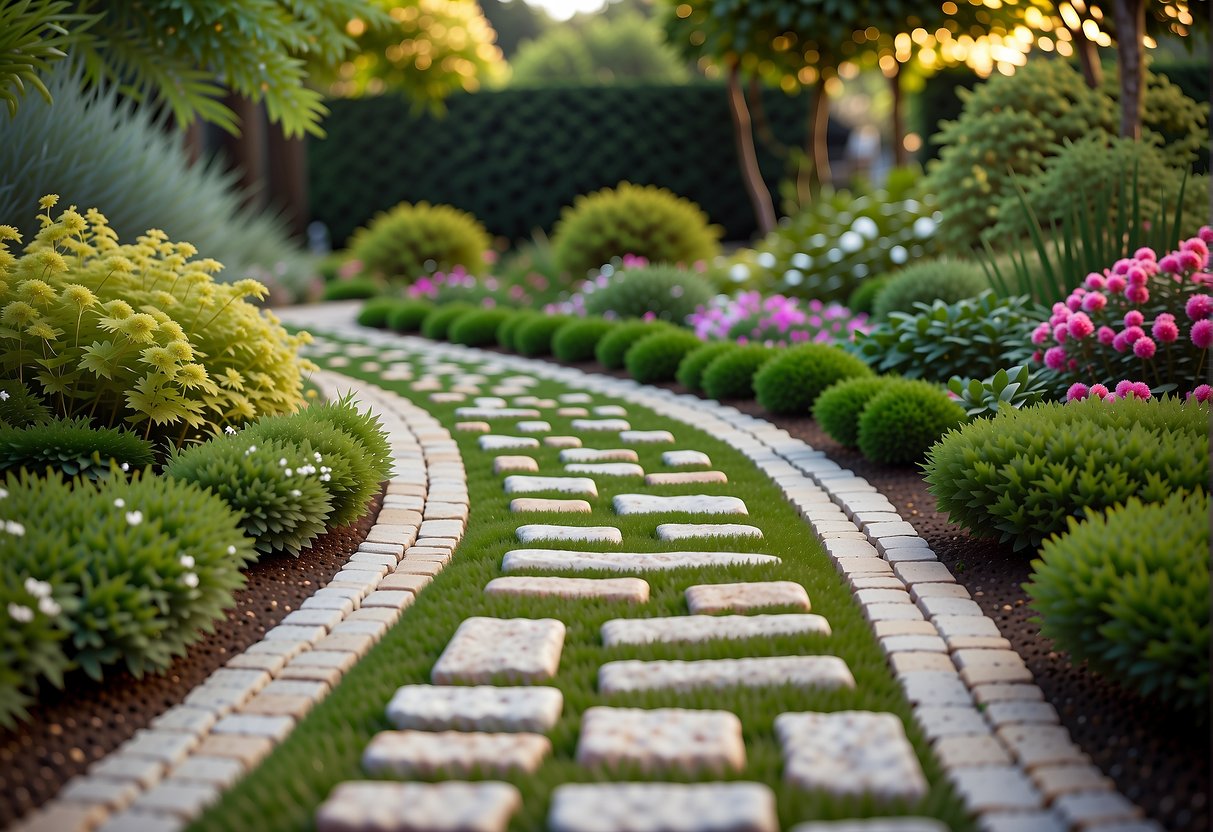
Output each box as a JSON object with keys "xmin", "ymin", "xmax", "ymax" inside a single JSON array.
[
  {"xmin": 601, "ymin": 614, "xmax": 830, "ymax": 646},
  {"xmin": 560, "ymin": 448, "xmax": 640, "ymax": 463},
  {"xmin": 566, "ymin": 462, "xmax": 645, "ymax": 477},
  {"xmin": 662, "ymin": 451, "xmax": 711, "ymax": 467},
  {"xmin": 362, "ymin": 730, "xmax": 551, "ymax": 776},
  {"xmin": 493, "ymin": 455, "xmax": 539, "ymax": 474},
  {"xmin": 789, "ymin": 821, "xmax": 949, "ymax": 832},
  {"xmin": 619, "ymin": 430, "xmax": 676, "ymax": 444},
  {"xmin": 510, "ymin": 498, "xmax": 592, "ymax": 513},
  {"xmin": 613, "ymin": 494, "xmax": 747, "ymax": 515},
  {"xmin": 478, "ymin": 435, "xmax": 540, "ymax": 451},
  {"xmin": 503, "ymin": 548, "xmax": 779, "ymax": 573},
  {"xmin": 315, "ymin": 781, "xmax": 521, "ymax": 832},
  {"xmin": 656, "ymin": 523, "xmax": 763, "ymax": 541},
  {"xmin": 504, "ymin": 475, "xmax": 598, "ymax": 496},
  {"xmin": 577, "ymin": 707, "xmax": 745, "ymax": 774},
  {"xmin": 685, "ymin": 582, "xmax": 810, "ymax": 614},
  {"xmin": 572, "ymin": 418, "xmax": 631, "ymax": 432},
  {"xmin": 548, "ymin": 782, "xmax": 778, "ymax": 832},
  {"xmin": 645, "ymin": 471, "xmax": 728, "ymax": 486},
  {"xmin": 386, "ymin": 685, "xmax": 563, "ymax": 732},
  {"xmin": 485, "ymin": 576, "xmax": 649, "ymax": 603},
  {"xmin": 432, "ymin": 617, "xmax": 565, "ymax": 684},
  {"xmin": 515, "ymin": 525, "xmax": 623, "ymax": 544},
  {"xmin": 599, "ymin": 656, "xmax": 854, "ymax": 694}
]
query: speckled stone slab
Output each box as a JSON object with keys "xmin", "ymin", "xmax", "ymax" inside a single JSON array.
[
  {"xmin": 577, "ymin": 707, "xmax": 745, "ymax": 774},
  {"xmin": 509, "ymin": 498, "xmax": 593, "ymax": 514},
  {"xmin": 515, "ymin": 525, "xmax": 623, "ymax": 544},
  {"xmin": 479, "ymin": 435, "xmax": 540, "ymax": 451},
  {"xmin": 775, "ymin": 711, "xmax": 928, "ymax": 801},
  {"xmin": 362, "ymin": 730, "xmax": 551, "ymax": 776},
  {"xmin": 601, "ymin": 614, "xmax": 830, "ymax": 646},
  {"xmin": 560, "ymin": 448, "xmax": 640, "ymax": 463},
  {"xmin": 662, "ymin": 451, "xmax": 711, "ymax": 467},
  {"xmin": 455, "ymin": 407, "xmax": 541, "ymax": 419},
  {"xmin": 315, "ymin": 781, "xmax": 521, "ymax": 832},
  {"xmin": 432, "ymin": 617, "xmax": 565, "ymax": 684},
  {"xmin": 503, "ymin": 476, "xmax": 598, "ymax": 496},
  {"xmin": 613, "ymin": 494, "xmax": 747, "ymax": 515},
  {"xmin": 503, "ymin": 548, "xmax": 779, "ymax": 573},
  {"xmin": 789, "ymin": 820, "xmax": 949, "ymax": 832},
  {"xmin": 656, "ymin": 524, "xmax": 763, "ymax": 541},
  {"xmin": 572, "ymin": 418, "xmax": 631, "ymax": 432},
  {"xmin": 493, "ymin": 456, "xmax": 539, "ymax": 474},
  {"xmin": 645, "ymin": 471, "xmax": 729, "ymax": 486},
  {"xmin": 619, "ymin": 430, "xmax": 676, "ymax": 444},
  {"xmin": 385, "ymin": 684, "xmax": 564, "ymax": 732},
  {"xmin": 548, "ymin": 782, "xmax": 778, "ymax": 832},
  {"xmin": 599, "ymin": 656, "xmax": 854, "ymax": 694},
  {"xmin": 566, "ymin": 463, "xmax": 645, "ymax": 477},
  {"xmin": 685, "ymin": 582, "xmax": 810, "ymax": 614},
  {"xmin": 485, "ymin": 576, "xmax": 650, "ymax": 603}
]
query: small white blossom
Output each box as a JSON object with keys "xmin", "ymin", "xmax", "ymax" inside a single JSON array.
[
  {"xmin": 4, "ymin": 520, "xmax": 24, "ymax": 536},
  {"xmin": 182, "ymin": 572, "xmax": 199, "ymax": 588},
  {"xmin": 7, "ymin": 603, "xmax": 32, "ymax": 623},
  {"xmin": 179, "ymin": 554, "xmax": 195, "ymax": 568},
  {"xmin": 120, "ymin": 462, "xmax": 129, "ymax": 472},
  {"xmin": 279, "ymin": 458, "xmax": 288, "ymax": 466},
  {"xmin": 283, "ymin": 468, "xmax": 293, "ymax": 477},
  {"xmin": 37, "ymin": 597, "xmax": 60, "ymax": 617},
  {"xmin": 125, "ymin": 510, "xmax": 143, "ymax": 526},
  {"xmin": 224, "ymin": 425, "xmax": 236, "ymax": 435},
  {"xmin": 313, "ymin": 452, "xmax": 322, "ymax": 462},
  {"xmin": 290, "ymin": 489, "xmax": 302, "ymax": 497},
  {"xmin": 227, "ymin": 545, "xmax": 237, "ymax": 555},
  {"xmin": 113, "ymin": 498, "xmax": 126, "ymax": 508},
  {"xmin": 23, "ymin": 578, "xmax": 51, "ymax": 598},
  {"xmin": 0, "ymin": 487, "xmax": 7, "ymax": 499},
  {"xmin": 0, "ymin": 391, "xmax": 9, "ymax": 401}
]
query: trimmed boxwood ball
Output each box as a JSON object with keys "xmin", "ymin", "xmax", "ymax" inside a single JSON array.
[
  {"xmin": 0, "ymin": 418, "xmax": 154, "ymax": 479},
  {"xmin": 449, "ymin": 308, "xmax": 513, "ymax": 347},
  {"xmin": 595, "ymin": 320, "xmax": 674, "ymax": 370},
  {"xmin": 871, "ymin": 258, "xmax": 988, "ymax": 319},
  {"xmin": 625, "ymin": 330, "xmax": 705, "ymax": 384},
  {"xmin": 813, "ymin": 376, "xmax": 905, "ymax": 448},
  {"xmin": 676, "ymin": 341, "xmax": 736, "ymax": 392},
  {"xmin": 514, "ymin": 314, "xmax": 574, "ymax": 357},
  {"xmin": 347, "ymin": 201, "xmax": 492, "ymax": 282},
  {"xmin": 1026, "ymin": 490, "xmax": 1210, "ymax": 713},
  {"xmin": 702, "ymin": 345, "xmax": 775, "ymax": 401},
  {"xmin": 552, "ymin": 318, "xmax": 617, "ymax": 362},
  {"xmin": 498, "ymin": 311, "xmax": 542, "ymax": 350},
  {"xmin": 856, "ymin": 380, "xmax": 966, "ymax": 465},
  {"xmin": 386, "ymin": 300, "xmax": 435, "ymax": 333},
  {"xmin": 356, "ymin": 297, "xmax": 400, "ymax": 328},
  {"xmin": 753, "ymin": 343, "xmax": 873, "ymax": 416},
  {"xmin": 322, "ymin": 277, "xmax": 380, "ymax": 301},
  {"xmin": 924, "ymin": 396, "xmax": 1210, "ymax": 552},
  {"xmin": 420, "ymin": 302, "xmax": 476, "ymax": 341},
  {"xmin": 297, "ymin": 395, "xmax": 394, "ymax": 493}
]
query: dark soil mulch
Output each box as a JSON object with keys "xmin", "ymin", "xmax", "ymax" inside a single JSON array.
[{"xmin": 0, "ymin": 490, "xmax": 383, "ymax": 828}]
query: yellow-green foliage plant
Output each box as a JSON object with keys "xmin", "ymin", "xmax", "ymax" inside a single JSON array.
[
  {"xmin": 347, "ymin": 201, "xmax": 491, "ymax": 283},
  {"xmin": 0, "ymin": 197, "xmax": 313, "ymax": 447}
]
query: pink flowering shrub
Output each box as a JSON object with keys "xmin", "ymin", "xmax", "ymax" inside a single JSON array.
[
  {"xmin": 689, "ymin": 291, "xmax": 869, "ymax": 347},
  {"xmin": 1029, "ymin": 228, "xmax": 1213, "ymax": 401},
  {"xmin": 405, "ymin": 266, "xmax": 535, "ymax": 309},
  {"xmin": 547, "ymin": 257, "xmax": 714, "ymax": 324}
]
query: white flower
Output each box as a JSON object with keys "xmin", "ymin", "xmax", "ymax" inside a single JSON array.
[
  {"xmin": 113, "ymin": 498, "xmax": 125, "ymax": 508},
  {"xmin": 179, "ymin": 554, "xmax": 195, "ymax": 568},
  {"xmin": 182, "ymin": 572, "xmax": 199, "ymax": 588},
  {"xmin": 120, "ymin": 462, "xmax": 129, "ymax": 472},
  {"xmin": 290, "ymin": 489, "xmax": 302, "ymax": 497},
  {"xmin": 0, "ymin": 487, "xmax": 7, "ymax": 499},
  {"xmin": 23, "ymin": 578, "xmax": 51, "ymax": 598},
  {"xmin": 227, "ymin": 545, "xmax": 237, "ymax": 555},
  {"xmin": 279, "ymin": 458, "xmax": 288, "ymax": 466},
  {"xmin": 4, "ymin": 520, "xmax": 24, "ymax": 536},
  {"xmin": 7, "ymin": 603, "xmax": 32, "ymax": 623},
  {"xmin": 224, "ymin": 425, "xmax": 236, "ymax": 435},
  {"xmin": 0, "ymin": 391, "xmax": 8, "ymax": 401},
  {"xmin": 125, "ymin": 511, "xmax": 143, "ymax": 526},
  {"xmin": 313, "ymin": 452, "xmax": 322, "ymax": 462},
  {"xmin": 37, "ymin": 597, "xmax": 60, "ymax": 617}
]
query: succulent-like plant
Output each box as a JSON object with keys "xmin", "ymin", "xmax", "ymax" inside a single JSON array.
[
  {"xmin": 0, "ymin": 417, "xmax": 154, "ymax": 479},
  {"xmin": 856, "ymin": 380, "xmax": 966, "ymax": 465},
  {"xmin": 753, "ymin": 343, "xmax": 872, "ymax": 416},
  {"xmin": 625, "ymin": 330, "xmax": 704, "ymax": 384},
  {"xmin": 0, "ymin": 379, "xmax": 51, "ymax": 428},
  {"xmin": 298, "ymin": 396, "xmax": 393, "ymax": 496},
  {"xmin": 947, "ymin": 365, "xmax": 1050, "ymax": 420},
  {"xmin": 347, "ymin": 201, "xmax": 491, "ymax": 283}
]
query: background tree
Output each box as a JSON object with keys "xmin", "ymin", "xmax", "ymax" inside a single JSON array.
[
  {"xmin": 510, "ymin": 12, "xmax": 688, "ymax": 85},
  {"xmin": 478, "ymin": 0, "xmax": 551, "ymax": 58}
]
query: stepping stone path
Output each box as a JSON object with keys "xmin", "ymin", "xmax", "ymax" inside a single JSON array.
[
  {"xmin": 431, "ymin": 617, "xmax": 565, "ymax": 684},
  {"xmin": 515, "ymin": 524, "xmax": 623, "ymax": 544},
  {"xmin": 503, "ymin": 475, "xmax": 598, "ymax": 496},
  {"xmin": 686, "ymin": 581, "xmax": 811, "ymax": 613},
  {"xmin": 576, "ymin": 706, "xmax": 746, "ymax": 774},
  {"xmin": 502, "ymin": 548, "xmax": 780, "ymax": 573},
  {"xmin": 613, "ymin": 494, "xmax": 748, "ymax": 515},
  {"xmin": 600, "ymin": 613, "xmax": 830, "ymax": 645},
  {"xmin": 484, "ymin": 576, "xmax": 650, "ymax": 603},
  {"xmin": 560, "ymin": 448, "xmax": 639, "ymax": 463},
  {"xmin": 548, "ymin": 782, "xmax": 779, "ymax": 832},
  {"xmin": 656, "ymin": 523, "xmax": 763, "ymax": 541},
  {"xmin": 362, "ymin": 730, "xmax": 551, "ymax": 776},
  {"xmin": 663, "ymin": 450, "xmax": 712, "ymax": 467},
  {"xmin": 316, "ymin": 781, "xmax": 521, "ymax": 832},
  {"xmin": 565, "ymin": 462, "xmax": 645, "ymax": 477},
  {"xmin": 385, "ymin": 685, "xmax": 564, "ymax": 732},
  {"xmin": 599, "ymin": 655, "xmax": 855, "ymax": 694}
]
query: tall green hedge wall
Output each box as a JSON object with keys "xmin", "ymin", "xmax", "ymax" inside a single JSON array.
[{"xmin": 309, "ymin": 83, "xmax": 847, "ymax": 245}]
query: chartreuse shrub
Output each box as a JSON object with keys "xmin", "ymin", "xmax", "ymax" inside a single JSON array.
[
  {"xmin": 449, "ymin": 308, "xmax": 512, "ymax": 348},
  {"xmin": 552, "ymin": 317, "xmax": 617, "ymax": 362},
  {"xmin": 299, "ymin": 396, "xmax": 393, "ymax": 489},
  {"xmin": 753, "ymin": 343, "xmax": 872, "ymax": 416},
  {"xmin": 0, "ymin": 379, "xmax": 51, "ymax": 428},
  {"xmin": 857, "ymin": 381, "xmax": 966, "ymax": 466},
  {"xmin": 595, "ymin": 320, "xmax": 674, "ymax": 370},
  {"xmin": 0, "ymin": 468, "xmax": 253, "ymax": 724},
  {"xmin": 347, "ymin": 201, "xmax": 491, "ymax": 283},
  {"xmin": 813, "ymin": 376, "xmax": 905, "ymax": 448},
  {"xmin": 551, "ymin": 182, "xmax": 722, "ymax": 278},
  {"xmin": 356, "ymin": 297, "xmax": 402, "ymax": 328},
  {"xmin": 514, "ymin": 314, "xmax": 574, "ymax": 357},
  {"xmin": 386, "ymin": 300, "xmax": 434, "ymax": 333},
  {"xmin": 676, "ymin": 341, "xmax": 735, "ymax": 392},
  {"xmin": 871, "ymin": 259, "xmax": 988, "ymax": 320},
  {"xmin": 1026, "ymin": 490, "xmax": 1210, "ymax": 713},
  {"xmin": 924, "ymin": 397, "xmax": 1210, "ymax": 552},
  {"xmin": 0, "ymin": 198, "xmax": 311, "ymax": 448},
  {"xmin": 581, "ymin": 264, "xmax": 714, "ymax": 323},
  {"xmin": 420, "ymin": 303, "xmax": 476, "ymax": 341},
  {"xmin": 166, "ymin": 435, "xmax": 333, "ymax": 556},
  {"xmin": 323, "ymin": 278, "xmax": 380, "ymax": 301},
  {"xmin": 702, "ymin": 345, "xmax": 775, "ymax": 400},
  {"xmin": 625, "ymin": 330, "xmax": 704, "ymax": 384},
  {"xmin": 244, "ymin": 417, "xmax": 364, "ymax": 529},
  {"xmin": 0, "ymin": 418, "xmax": 154, "ymax": 479}
]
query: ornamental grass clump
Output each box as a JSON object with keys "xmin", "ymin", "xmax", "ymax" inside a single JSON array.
[
  {"xmin": 0, "ymin": 197, "xmax": 311, "ymax": 448},
  {"xmin": 690, "ymin": 291, "xmax": 868, "ymax": 347},
  {"xmin": 1029, "ymin": 228, "xmax": 1213, "ymax": 401},
  {"xmin": 1025, "ymin": 490, "xmax": 1210, "ymax": 714},
  {"xmin": 0, "ymin": 417, "xmax": 154, "ymax": 479},
  {"xmin": 753, "ymin": 343, "xmax": 872, "ymax": 416},
  {"xmin": 924, "ymin": 396, "xmax": 1209, "ymax": 552}
]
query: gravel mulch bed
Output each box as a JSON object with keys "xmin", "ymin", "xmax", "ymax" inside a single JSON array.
[{"xmin": 0, "ymin": 490, "xmax": 384, "ymax": 828}]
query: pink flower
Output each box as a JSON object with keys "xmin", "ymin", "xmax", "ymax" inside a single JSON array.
[
  {"xmin": 1191, "ymin": 319, "xmax": 1213, "ymax": 349},
  {"xmin": 1132, "ymin": 381, "xmax": 1152, "ymax": 399},
  {"xmin": 1158, "ymin": 253, "xmax": 1181, "ymax": 274},
  {"xmin": 1188, "ymin": 384, "xmax": 1212, "ymax": 403},
  {"xmin": 1053, "ymin": 324, "xmax": 1068, "ymax": 343},
  {"xmin": 1031, "ymin": 323, "xmax": 1051, "ymax": 345},
  {"xmin": 1066, "ymin": 294, "xmax": 1083, "ymax": 312},
  {"xmin": 1089, "ymin": 383, "xmax": 1110, "ymax": 399},
  {"xmin": 1134, "ymin": 247, "xmax": 1157, "ymax": 261},
  {"xmin": 1122, "ymin": 325, "xmax": 1145, "ymax": 344},
  {"xmin": 1044, "ymin": 346, "xmax": 1067, "ymax": 370},
  {"xmin": 642, "ymin": 311, "xmax": 656, "ymax": 322},
  {"xmin": 1113, "ymin": 259, "xmax": 1132, "ymax": 275},
  {"xmin": 1178, "ymin": 250, "xmax": 1203, "ymax": 272},
  {"xmin": 1067, "ymin": 313, "xmax": 1094, "ymax": 339},
  {"xmin": 1097, "ymin": 326, "xmax": 1116, "ymax": 346},
  {"xmin": 1182, "ymin": 236, "xmax": 1209, "ymax": 261},
  {"xmin": 1081, "ymin": 292, "xmax": 1107, "ymax": 313},
  {"xmin": 1084, "ymin": 272, "xmax": 1107, "ymax": 290},
  {"xmin": 1115, "ymin": 380, "xmax": 1135, "ymax": 398},
  {"xmin": 1066, "ymin": 383, "xmax": 1090, "ymax": 401},
  {"xmin": 1152, "ymin": 316, "xmax": 1179, "ymax": 343},
  {"xmin": 1186, "ymin": 294, "xmax": 1213, "ymax": 320},
  {"xmin": 1126, "ymin": 266, "xmax": 1148, "ymax": 286},
  {"xmin": 1106, "ymin": 275, "xmax": 1127, "ymax": 294},
  {"xmin": 1200, "ymin": 226, "xmax": 1213, "ymax": 244},
  {"xmin": 1125, "ymin": 284, "xmax": 1149, "ymax": 305},
  {"xmin": 1123, "ymin": 310, "xmax": 1144, "ymax": 327},
  {"xmin": 1133, "ymin": 336, "xmax": 1156, "ymax": 359},
  {"xmin": 1032, "ymin": 349, "xmax": 1043, "ymax": 363}
]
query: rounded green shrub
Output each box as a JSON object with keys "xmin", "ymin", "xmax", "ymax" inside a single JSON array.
[
  {"xmin": 165, "ymin": 435, "xmax": 334, "ymax": 556},
  {"xmin": 386, "ymin": 300, "xmax": 435, "ymax": 333},
  {"xmin": 514, "ymin": 314, "xmax": 574, "ymax": 357},
  {"xmin": 552, "ymin": 318, "xmax": 617, "ymax": 362},
  {"xmin": 420, "ymin": 303, "xmax": 476, "ymax": 341},
  {"xmin": 625, "ymin": 330, "xmax": 704, "ymax": 384},
  {"xmin": 702, "ymin": 345, "xmax": 775, "ymax": 400},
  {"xmin": 856, "ymin": 380, "xmax": 966, "ymax": 465},
  {"xmin": 0, "ymin": 379, "xmax": 51, "ymax": 428},
  {"xmin": 753, "ymin": 343, "xmax": 873, "ymax": 416},
  {"xmin": 0, "ymin": 565, "xmax": 71, "ymax": 727},
  {"xmin": 357, "ymin": 297, "xmax": 401, "ymax": 328},
  {"xmin": 871, "ymin": 259, "xmax": 988, "ymax": 320},
  {"xmin": 0, "ymin": 418, "xmax": 154, "ymax": 479},
  {"xmin": 813, "ymin": 376, "xmax": 904, "ymax": 448},
  {"xmin": 1025, "ymin": 490, "xmax": 1210, "ymax": 713},
  {"xmin": 498, "ymin": 311, "xmax": 543, "ymax": 350},
  {"xmin": 582, "ymin": 265, "xmax": 714, "ymax": 324},
  {"xmin": 594, "ymin": 320, "xmax": 673, "ymax": 370},
  {"xmin": 924, "ymin": 397, "xmax": 1210, "ymax": 552},
  {"xmin": 846, "ymin": 275, "xmax": 894, "ymax": 316},
  {"xmin": 676, "ymin": 341, "xmax": 736, "ymax": 392},
  {"xmin": 347, "ymin": 201, "xmax": 491, "ymax": 282},
  {"xmin": 296, "ymin": 396, "xmax": 394, "ymax": 497},
  {"xmin": 550, "ymin": 182, "xmax": 722, "ymax": 278},
  {"xmin": 449, "ymin": 308, "xmax": 513, "ymax": 347},
  {"xmin": 324, "ymin": 277, "xmax": 381, "ymax": 301}
]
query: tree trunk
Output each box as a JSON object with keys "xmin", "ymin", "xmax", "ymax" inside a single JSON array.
[
  {"xmin": 1113, "ymin": 0, "xmax": 1146, "ymax": 140},
  {"xmin": 803, "ymin": 80, "xmax": 832, "ymax": 192},
  {"xmin": 267, "ymin": 123, "xmax": 309, "ymax": 241},
  {"xmin": 726, "ymin": 62, "xmax": 777, "ymax": 236},
  {"xmin": 888, "ymin": 61, "xmax": 906, "ymax": 167},
  {"xmin": 217, "ymin": 94, "xmax": 267, "ymax": 210},
  {"xmin": 182, "ymin": 119, "xmax": 206, "ymax": 166},
  {"xmin": 1072, "ymin": 26, "xmax": 1104, "ymax": 89}
]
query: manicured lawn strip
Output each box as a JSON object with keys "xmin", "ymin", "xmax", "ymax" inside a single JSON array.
[{"xmin": 189, "ymin": 341, "xmax": 975, "ymax": 832}]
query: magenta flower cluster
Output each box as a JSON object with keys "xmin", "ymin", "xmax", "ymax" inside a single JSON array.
[
  {"xmin": 405, "ymin": 266, "xmax": 531, "ymax": 308},
  {"xmin": 545, "ymin": 254, "xmax": 650, "ymax": 316},
  {"xmin": 688, "ymin": 291, "xmax": 869, "ymax": 347},
  {"xmin": 1028, "ymin": 227, "xmax": 1213, "ymax": 401}
]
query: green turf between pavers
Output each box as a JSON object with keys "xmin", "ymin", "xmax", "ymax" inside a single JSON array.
[{"xmin": 188, "ymin": 337, "xmax": 976, "ymax": 832}]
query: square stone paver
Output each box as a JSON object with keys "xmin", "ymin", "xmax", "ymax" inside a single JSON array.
[
  {"xmin": 503, "ymin": 548, "xmax": 779, "ymax": 573},
  {"xmin": 577, "ymin": 707, "xmax": 745, "ymax": 774},
  {"xmin": 504, "ymin": 476, "xmax": 598, "ymax": 496},
  {"xmin": 613, "ymin": 494, "xmax": 747, "ymax": 515},
  {"xmin": 315, "ymin": 781, "xmax": 521, "ymax": 832},
  {"xmin": 510, "ymin": 498, "xmax": 593, "ymax": 514},
  {"xmin": 515, "ymin": 525, "xmax": 623, "ymax": 544},
  {"xmin": 686, "ymin": 582, "xmax": 810, "ymax": 614},
  {"xmin": 485, "ymin": 576, "xmax": 649, "ymax": 603},
  {"xmin": 386, "ymin": 685, "xmax": 563, "ymax": 732},
  {"xmin": 432, "ymin": 617, "xmax": 565, "ymax": 684},
  {"xmin": 775, "ymin": 711, "xmax": 928, "ymax": 801},
  {"xmin": 601, "ymin": 614, "xmax": 830, "ymax": 646},
  {"xmin": 656, "ymin": 524, "xmax": 763, "ymax": 542},
  {"xmin": 599, "ymin": 656, "xmax": 854, "ymax": 694},
  {"xmin": 948, "ymin": 766, "xmax": 1043, "ymax": 812},
  {"xmin": 362, "ymin": 730, "xmax": 551, "ymax": 776},
  {"xmin": 548, "ymin": 782, "xmax": 777, "ymax": 832}
]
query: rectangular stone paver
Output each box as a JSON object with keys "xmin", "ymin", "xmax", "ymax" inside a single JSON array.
[
  {"xmin": 504, "ymin": 476, "xmax": 598, "ymax": 496},
  {"xmin": 493, "ymin": 456, "xmax": 539, "ymax": 474},
  {"xmin": 485, "ymin": 576, "xmax": 649, "ymax": 603},
  {"xmin": 662, "ymin": 451, "xmax": 711, "ymax": 467},
  {"xmin": 599, "ymin": 656, "xmax": 854, "ymax": 694},
  {"xmin": 386, "ymin": 685, "xmax": 564, "ymax": 732},
  {"xmin": 775, "ymin": 711, "xmax": 928, "ymax": 801},
  {"xmin": 432, "ymin": 617, "xmax": 565, "ymax": 684},
  {"xmin": 789, "ymin": 821, "xmax": 949, "ymax": 832},
  {"xmin": 362, "ymin": 730, "xmax": 550, "ymax": 776},
  {"xmin": 503, "ymin": 548, "xmax": 779, "ymax": 573},
  {"xmin": 619, "ymin": 430, "xmax": 676, "ymax": 444},
  {"xmin": 656, "ymin": 523, "xmax": 763, "ymax": 541},
  {"xmin": 478, "ymin": 435, "xmax": 540, "ymax": 451},
  {"xmin": 560, "ymin": 448, "xmax": 639, "ymax": 463},
  {"xmin": 601, "ymin": 614, "xmax": 830, "ymax": 646},
  {"xmin": 315, "ymin": 781, "xmax": 521, "ymax": 832},
  {"xmin": 613, "ymin": 494, "xmax": 747, "ymax": 515},
  {"xmin": 566, "ymin": 463, "xmax": 645, "ymax": 478},
  {"xmin": 572, "ymin": 418, "xmax": 630, "ymax": 432},
  {"xmin": 685, "ymin": 582, "xmax": 810, "ymax": 614},
  {"xmin": 515, "ymin": 525, "xmax": 623, "ymax": 544},
  {"xmin": 548, "ymin": 782, "xmax": 777, "ymax": 832},
  {"xmin": 577, "ymin": 707, "xmax": 745, "ymax": 774},
  {"xmin": 645, "ymin": 471, "xmax": 728, "ymax": 486},
  {"xmin": 510, "ymin": 498, "xmax": 592, "ymax": 514}
]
